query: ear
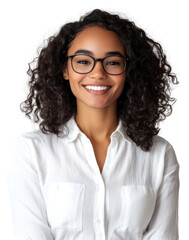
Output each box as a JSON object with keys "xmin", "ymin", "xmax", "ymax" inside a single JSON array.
[{"xmin": 62, "ymin": 65, "xmax": 69, "ymax": 80}]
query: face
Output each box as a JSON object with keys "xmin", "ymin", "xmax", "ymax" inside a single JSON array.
[{"xmin": 63, "ymin": 26, "xmax": 126, "ymax": 110}]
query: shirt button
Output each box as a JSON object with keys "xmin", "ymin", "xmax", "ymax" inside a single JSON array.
[{"xmin": 97, "ymin": 218, "xmax": 101, "ymax": 223}]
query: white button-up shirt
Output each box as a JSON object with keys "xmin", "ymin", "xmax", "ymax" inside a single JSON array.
[{"xmin": 8, "ymin": 115, "xmax": 180, "ymax": 240}]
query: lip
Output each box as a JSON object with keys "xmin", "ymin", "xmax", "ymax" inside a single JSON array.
[
  {"xmin": 82, "ymin": 84, "xmax": 111, "ymax": 87},
  {"xmin": 83, "ymin": 85, "xmax": 111, "ymax": 95}
]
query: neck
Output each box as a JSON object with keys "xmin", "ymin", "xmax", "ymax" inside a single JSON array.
[{"xmin": 75, "ymin": 102, "xmax": 119, "ymax": 142}]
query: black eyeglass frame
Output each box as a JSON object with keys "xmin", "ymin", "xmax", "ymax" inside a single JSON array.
[{"xmin": 67, "ymin": 54, "xmax": 129, "ymax": 75}]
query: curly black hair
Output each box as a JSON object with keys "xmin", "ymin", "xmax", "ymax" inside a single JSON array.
[{"xmin": 20, "ymin": 9, "xmax": 178, "ymax": 151}]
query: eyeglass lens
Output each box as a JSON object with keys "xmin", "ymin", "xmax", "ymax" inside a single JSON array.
[{"xmin": 71, "ymin": 55, "xmax": 126, "ymax": 74}]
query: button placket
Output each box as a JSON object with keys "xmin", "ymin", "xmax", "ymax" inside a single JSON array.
[
  {"xmin": 81, "ymin": 134, "xmax": 106, "ymax": 239},
  {"xmin": 82, "ymin": 136, "xmax": 102, "ymax": 176},
  {"xmin": 94, "ymin": 180, "xmax": 106, "ymax": 240}
]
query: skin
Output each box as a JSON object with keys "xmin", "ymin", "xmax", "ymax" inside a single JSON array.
[{"xmin": 63, "ymin": 26, "xmax": 127, "ymax": 143}]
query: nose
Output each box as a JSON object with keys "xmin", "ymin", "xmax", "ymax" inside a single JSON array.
[{"xmin": 89, "ymin": 61, "xmax": 107, "ymax": 79}]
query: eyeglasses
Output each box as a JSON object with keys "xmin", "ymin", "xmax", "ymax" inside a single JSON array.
[{"xmin": 67, "ymin": 54, "xmax": 128, "ymax": 75}]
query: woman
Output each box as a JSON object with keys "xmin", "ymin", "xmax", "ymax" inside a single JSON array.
[{"xmin": 8, "ymin": 9, "xmax": 180, "ymax": 240}]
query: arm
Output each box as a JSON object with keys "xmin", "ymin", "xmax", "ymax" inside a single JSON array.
[
  {"xmin": 143, "ymin": 146, "xmax": 180, "ymax": 240},
  {"xmin": 8, "ymin": 135, "xmax": 53, "ymax": 240}
]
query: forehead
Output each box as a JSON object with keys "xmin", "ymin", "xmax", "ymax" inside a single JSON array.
[{"xmin": 68, "ymin": 26, "xmax": 125, "ymax": 56}]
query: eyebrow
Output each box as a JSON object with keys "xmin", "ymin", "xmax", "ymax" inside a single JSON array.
[{"xmin": 74, "ymin": 49, "xmax": 124, "ymax": 57}]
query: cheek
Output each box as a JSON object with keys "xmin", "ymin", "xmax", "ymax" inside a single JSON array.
[
  {"xmin": 116, "ymin": 76, "xmax": 126, "ymax": 92},
  {"xmin": 67, "ymin": 75, "xmax": 83, "ymax": 96},
  {"xmin": 113, "ymin": 77, "xmax": 126, "ymax": 99},
  {"xmin": 68, "ymin": 80, "xmax": 77, "ymax": 94}
]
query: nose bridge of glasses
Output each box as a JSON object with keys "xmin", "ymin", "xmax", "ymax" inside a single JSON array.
[{"xmin": 92, "ymin": 58, "xmax": 105, "ymax": 72}]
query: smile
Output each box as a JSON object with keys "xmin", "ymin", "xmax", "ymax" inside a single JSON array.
[
  {"xmin": 84, "ymin": 85, "xmax": 111, "ymax": 91},
  {"xmin": 83, "ymin": 85, "xmax": 111, "ymax": 95}
]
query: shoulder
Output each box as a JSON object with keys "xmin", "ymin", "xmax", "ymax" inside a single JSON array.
[
  {"xmin": 16, "ymin": 128, "xmax": 62, "ymax": 145},
  {"xmin": 15, "ymin": 129, "xmax": 46, "ymax": 147},
  {"xmin": 152, "ymin": 135, "xmax": 174, "ymax": 153},
  {"xmin": 152, "ymin": 135, "xmax": 179, "ymax": 169},
  {"xmin": 11, "ymin": 129, "xmax": 62, "ymax": 168},
  {"xmin": 15, "ymin": 127, "xmax": 70, "ymax": 157},
  {"xmin": 13, "ymin": 130, "xmax": 61, "ymax": 159},
  {"xmin": 13, "ymin": 130, "xmax": 48, "ymax": 156}
]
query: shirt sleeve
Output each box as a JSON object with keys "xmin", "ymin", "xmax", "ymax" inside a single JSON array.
[
  {"xmin": 8, "ymin": 135, "xmax": 53, "ymax": 240},
  {"xmin": 143, "ymin": 145, "xmax": 180, "ymax": 240}
]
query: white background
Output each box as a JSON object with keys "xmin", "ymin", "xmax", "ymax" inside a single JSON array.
[{"xmin": 0, "ymin": 0, "xmax": 188, "ymax": 239}]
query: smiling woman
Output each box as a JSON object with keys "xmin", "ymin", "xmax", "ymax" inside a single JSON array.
[
  {"xmin": 63, "ymin": 26, "xmax": 127, "ymax": 114},
  {"xmin": 8, "ymin": 9, "xmax": 179, "ymax": 240}
]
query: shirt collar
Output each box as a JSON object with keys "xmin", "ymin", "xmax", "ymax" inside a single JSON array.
[{"xmin": 61, "ymin": 115, "xmax": 130, "ymax": 143}]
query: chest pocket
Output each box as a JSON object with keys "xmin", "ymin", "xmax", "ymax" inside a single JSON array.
[
  {"xmin": 116, "ymin": 185, "xmax": 156, "ymax": 232},
  {"xmin": 46, "ymin": 182, "xmax": 85, "ymax": 231}
]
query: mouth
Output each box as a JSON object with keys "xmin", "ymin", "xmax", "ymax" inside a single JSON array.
[{"xmin": 82, "ymin": 85, "xmax": 112, "ymax": 95}]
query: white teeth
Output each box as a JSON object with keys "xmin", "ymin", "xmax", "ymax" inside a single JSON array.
[{"xmin": 85, "ymin": 86, "xmax": 110, "ymax": 91}]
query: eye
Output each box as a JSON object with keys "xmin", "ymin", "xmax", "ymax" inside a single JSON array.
[
  {"xmin": 106, "ymin": 61, "xmax": 121, "ymax": 66},
  {"xmin": 77, "ymin": 60, "xmax": 91, "ymax": 65}
]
